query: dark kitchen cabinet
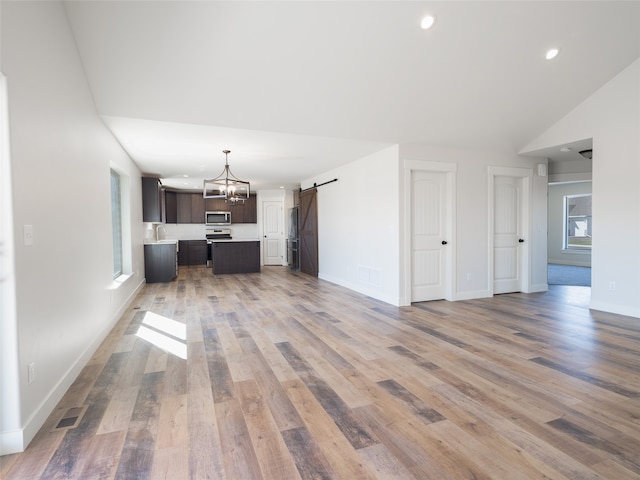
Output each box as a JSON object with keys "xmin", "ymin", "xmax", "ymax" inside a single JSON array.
[
  {"xmin": 191, "ymin": 194, "xmax": 205, "ymax": 224},
  {"xmin": 205, "ymin": 197, "xmax": 227, "ymax": 212},
  {"xmin": 178, "ymin": 240, "xmax": 208, "ymax": 266},
  {"xmin": 212, "ymin": 241, "xmax": 260, "ymax": 274},
  {"xmin": 142, "ymin": 177, "xmax": 164, "ymax": 223},
  {"xmin": 177, "ymin": 193, "xmax": 207, "ymax": 224},
  {"xmin": 176, "ymin": 193, "xmax": 192, "ymax": 223},
  {"xmin": 177, "ymin": 242, "xmax": 188, "ymax": 266},
  {"xmin": 144, "ymin": 243, "xmax": 177, "ymax": 283},
  {"xmin": 165, "ymin": 191, "xmax": 177, "ymax": 223},
  {"xmin": 204, "ymin": 194, "xmax": 256, "ymax": 223},
  {"xmin": 231, "ymin": 194, "xmax": 257, "ymax": 223},
  {"xmin": 168, "ymin": 192, "xmax": 256, "ymax": 224},
  {"xmin": 190, "ymin": 241, "xmax": 208, "ymax": 265},
  {"xmin": 241, "ymin": 194, "xmax": 257, "ymax": 223}
]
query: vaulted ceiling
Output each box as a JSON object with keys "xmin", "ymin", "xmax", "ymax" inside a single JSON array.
[{"xmin": 62, "ymin": 1, "xmax": 640, "ymax": 190}]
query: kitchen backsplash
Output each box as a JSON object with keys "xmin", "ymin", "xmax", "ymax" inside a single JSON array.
[{"xmin": 145, "ymin": 222, "xmax": 259, "ymax": 241}]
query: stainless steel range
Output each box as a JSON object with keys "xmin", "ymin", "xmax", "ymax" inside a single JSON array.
[
  {"xmin": 205, "ymin": 229, "xmax": 231, "ymax": 267},
  {"xmin": 205, "ymin": 228, "xmax": 232, "ymax": 241}
]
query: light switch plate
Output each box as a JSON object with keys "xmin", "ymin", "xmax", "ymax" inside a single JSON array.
[{"xmin": 24, "ymin": 225, "xmax": 33, "ymax": 246}]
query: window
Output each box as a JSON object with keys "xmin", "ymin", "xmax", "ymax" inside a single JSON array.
[
  {"xmin": 111, "ymin": 169, "xmax": 123, "ymax": 278},
  {"xmin": 564, "ymin": 194, "xmax": 592, "ymax": 250}
]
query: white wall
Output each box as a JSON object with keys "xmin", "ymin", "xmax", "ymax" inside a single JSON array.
[
  {"xmin": 522, "ymin": 58, "xmax": 640, "ymax": 318},
  {"xmin": 548, "ymin": 158, "xmax": 593, "ymax": 184},
  {"xmin": 548, "ymin": 181, "xmax": 592, "ymax": 267},
  {"xmin": 1, "ymin": 1, "xmax": 144, "ymax": 453},
  {"xmin": 302, "ymin": 146, "xmax": 401, "ymax": 305},
  {"xmin": 399, "ymin": 145, "xmax": 548, "ymax": 300},
  {"xmin": 302, "ymin": 143, "xmax": 547, "ymax": 307}
]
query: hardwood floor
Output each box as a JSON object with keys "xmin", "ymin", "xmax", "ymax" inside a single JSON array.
[{"xmin": 2, "ymin": 267, "xmax": 640, "ymax": 479}]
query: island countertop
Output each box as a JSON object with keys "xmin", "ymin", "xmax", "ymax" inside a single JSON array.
[{"xmin": 206, "ymin": 238, "xmax": 260, "ymax": 243}]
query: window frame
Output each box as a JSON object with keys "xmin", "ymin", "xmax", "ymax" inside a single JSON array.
[
  {"xmin": 563, "ymin": 193, "xmax": 592, "ymax": 252},
  {"xmin": 110, "ymin": 169, "xmax": 123, "ymax": 279}
]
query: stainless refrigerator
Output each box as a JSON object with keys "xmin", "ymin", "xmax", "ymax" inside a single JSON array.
[{"xmin": 287, "ymin": 207, "xmax": 299, "ymax": 270}]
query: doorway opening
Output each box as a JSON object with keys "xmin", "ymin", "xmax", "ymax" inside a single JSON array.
[{"xmin": 547, "ymin": 181, "xmax": 592, "ymax": 295}]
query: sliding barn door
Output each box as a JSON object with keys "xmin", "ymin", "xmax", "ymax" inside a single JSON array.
[{"xmin": 299, "ymin": 188, "xmax": 318, "ymax": 277}]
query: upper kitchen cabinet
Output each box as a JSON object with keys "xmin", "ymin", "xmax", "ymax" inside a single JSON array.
[
  {"xmin": 192, "ymin": 194, "xmax": 205, "ymax": 223},
  {"xmin": 165, "ymin": 190, "xmax": 177, "ymax": 224},
  {"xmin": 142, "ymin": 177, "xmax": 164, "ymax": 223},
  {"xmin": 237, "ymin": 194, "xmax": 257, "ymax": 223},
  {"xmin": 164, "ymin": 191, "xmax": 257, "ymax": 224},
  {"xmin": 205, "ymin": 197, "xmax": 227, "ymax": 212},
  {"xmin": 205, "ymin": 194, "xmax": 256, "ymax": 223},
  {"xmin": 176, "ymin": 193, "xmax": 191, "ymax": 223},
  {"xmin": 176, "ymin": 192, "xmax": 206, "ymax": 224}
]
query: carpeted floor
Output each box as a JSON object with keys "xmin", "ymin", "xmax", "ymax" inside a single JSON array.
[{"xmin": 547, "ymin": 263, "xmax": 591, "ymax": 286}]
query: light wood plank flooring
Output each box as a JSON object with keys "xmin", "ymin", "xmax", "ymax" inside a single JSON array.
[{"xmin": 2, "ymin": 267, "xmax": 640, "ymax": 479}]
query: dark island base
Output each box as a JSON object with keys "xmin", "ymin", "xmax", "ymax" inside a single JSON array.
[{"xmin": 212, "ymin": 240, "xmax": 260, "ymax": 274}]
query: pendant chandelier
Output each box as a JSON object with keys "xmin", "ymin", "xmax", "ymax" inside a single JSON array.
[{"xmin": 203, "ymin": 149, "xmax": 250, "ymax": 204}]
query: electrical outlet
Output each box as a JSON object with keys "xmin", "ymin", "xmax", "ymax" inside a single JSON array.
[
  {"xmin": 466, "ymin": 273, "xmax": 472, "ymax": 281},
  {"xmin": 609, "ymin": 281, "xmax": 616, "ymax": 291},
  {"xmin": 28, "ymin": 362, "xmax": 35, "ymax": 384}
]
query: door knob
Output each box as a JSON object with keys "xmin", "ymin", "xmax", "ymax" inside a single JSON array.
[
  {"xmin": 518, "ymin": 238, "xmax": 524, "ymax": 243},
  {"xmin": 441, "ymin": 240, "xmax": 448, "ymax": 245}
]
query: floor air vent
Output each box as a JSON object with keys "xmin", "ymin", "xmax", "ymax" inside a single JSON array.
[{"xmin": 53, "ymin": 405, "xmax": 87, "ymax": 431}]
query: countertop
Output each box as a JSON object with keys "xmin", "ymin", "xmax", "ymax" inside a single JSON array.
[
  {"xmin": 144, "ymin": 239, "xmax": 179, "ymax": 246},
  {"xmin": 145, "ymin": 238, "xmax": 259, "ymax": 245},
  {"xmin": 207, "ymin": 238, "xmax": 260, "ymax": 243}
]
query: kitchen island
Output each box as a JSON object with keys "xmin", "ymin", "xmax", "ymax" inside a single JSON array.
[{"xmin": 210, "ymin": 239, "xmax": 260, "ymax": 274}]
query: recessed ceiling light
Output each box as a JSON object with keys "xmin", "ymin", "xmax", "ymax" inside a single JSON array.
[
  {"xmin": 279, "ymin": 186, "xmax": 284, "ymax": 189},
  {"xmin": 560, "ymin": 147, "xmax": 572, "ymax": 152},
  {"xmin": 420, "ymin": 15, "xmax": 436, "ymax": 30},
  {"xmin": 546, "ymin": 48, "xmax": 559, "ymax": 60}
]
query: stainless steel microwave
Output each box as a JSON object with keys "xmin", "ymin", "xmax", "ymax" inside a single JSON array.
[{"xmin": 205, "ymin": 211, "xmax": 231, "ymax": 226}]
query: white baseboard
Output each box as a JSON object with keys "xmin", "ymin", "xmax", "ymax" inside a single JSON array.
[
  {"xmin": 1, "ymin": 279, "xmax": 145, "ymax": 455},
  {"xmin": 318, "ymin": 273, "xmax": 401, "ymax": 306},
  {"xmin": 589, "ymin": 300, "xmax": 640, "ymax": 319},
  {"xmin": 0, "ymin": 429, "xmax": 24, "ymax": 456},
  {"xmin": 528, "ymin": 283, "xmax": 549, "ymax": 293}
]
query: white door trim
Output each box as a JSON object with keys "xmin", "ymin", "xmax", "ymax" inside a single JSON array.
[
  {"xmin": 1, "ymin": 72, "xmax": 22, "ymax": 454},
  {"xmin": 488, "ymin": 166, "xmax": 533, "ymax": 295},
  {"xmin": 402, "ymin": 160, "xmax": 457, "ymax": 305}
]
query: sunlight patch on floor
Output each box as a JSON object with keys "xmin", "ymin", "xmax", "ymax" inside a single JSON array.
[{"xmin": 136, "ymin": 311, "xmax": 187, "ymax": 359}]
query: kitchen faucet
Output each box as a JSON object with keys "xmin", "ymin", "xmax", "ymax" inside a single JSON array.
[{"xmin": 156, "ymin": 224, "xmax": 167, "ymax": 241}]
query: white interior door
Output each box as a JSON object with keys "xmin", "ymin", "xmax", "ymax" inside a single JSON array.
[
  {"xmin": 262, "ymin": 201, "xmax": 284, "ymax": 265},
  {"xmin": 493, "ymin": 175, "xmax": 523, "ymax": 294},
  {"xmin": 412, "ymin": 171, "xmax": 448, "ymax": 302}
]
